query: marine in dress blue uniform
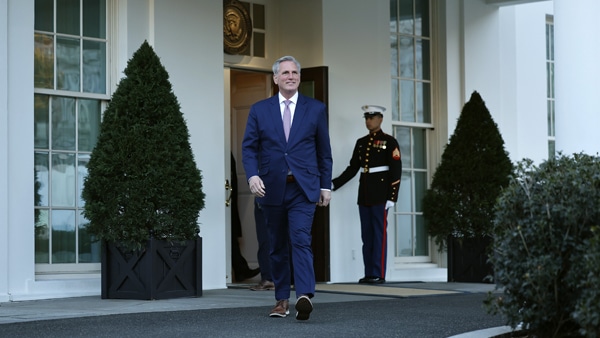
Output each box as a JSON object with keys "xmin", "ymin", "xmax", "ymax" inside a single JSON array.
[{"xmin": 332, "ymin": 105, "xmax": 402, "ymax": 284}]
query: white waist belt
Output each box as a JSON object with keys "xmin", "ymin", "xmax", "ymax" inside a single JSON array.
[{"xmin": 363, "ymin": 165, "xmax": 389, "ymax": 174}]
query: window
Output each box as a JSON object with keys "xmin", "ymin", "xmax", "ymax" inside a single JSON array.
[
  {"xmin": 34, "ymin": 0, "xmax": 108, "ymax": 272},
  {"xmin": 237, "ymin": 1, "xmax": 266, "ymax": 58},
  {"xmin": 546, "ymin": 15, "xmax": 555, "ymax": 158},
  {"xmin": 390, "ymin": 0, "xmax": 432, "ymax": 259}
]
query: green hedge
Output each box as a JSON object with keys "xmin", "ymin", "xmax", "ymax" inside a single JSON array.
[{"xmin": 486, "ymin": 153, "xmax": 600, "ymax": 337}]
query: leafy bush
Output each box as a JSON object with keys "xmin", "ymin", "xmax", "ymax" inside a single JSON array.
[
  {"xmin": 422, "ymin": 91, "xmax": 512, "ymax": 249},
  {"xmin": 572, "ymin": 227, "xmax": 600, "ymax": 337},
  {"xmin": 486, "ymin": 153, "xmax": 600, "ymax": 337},
  {"xmin": 82, "ymin": 41, "xmax": 205, "ymax": 251}
]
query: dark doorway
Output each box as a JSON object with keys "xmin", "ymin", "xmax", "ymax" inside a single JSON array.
[{"xmin": 231, "ymin": 66, "xmax": 330, "ymax": 282}]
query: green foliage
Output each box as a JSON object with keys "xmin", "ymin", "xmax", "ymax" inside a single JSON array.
[
  {"xmin": 422, "ymin": 91, "xmax": 513, "ymax": 248},
  {"xmin": 485, "ymin": 153, "xmax": 600, "ymax": 337},
  {"xmin": 82, "ymin": 41, "xmax": 205, "ymax": 251},
  {"xmin": 573, "ymin": 227, "xmax": 600, "ymax": 337}
]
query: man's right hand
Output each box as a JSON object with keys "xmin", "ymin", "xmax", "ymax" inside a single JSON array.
[{"xmin": 248, "ymin": 176, "xmax": 266, "ymax": 197}]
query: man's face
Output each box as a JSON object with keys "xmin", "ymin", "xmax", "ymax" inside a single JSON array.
[
  {"xmin": 273, "ymin": 61, "xmax": 300, "ymax": 95},
  {"xmin": 365, "ymin": 115, "xmax": 383, "ymax": 132}
]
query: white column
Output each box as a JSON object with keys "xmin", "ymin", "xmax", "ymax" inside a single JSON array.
[
  {"xmin": 554, "ymin": 0, "xmax": 600, "ymax": 155},
  {"xmin": 0, "ymin": 0, "xmax": 10, "ymax": 302}
]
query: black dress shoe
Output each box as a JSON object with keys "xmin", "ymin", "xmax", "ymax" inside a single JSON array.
[
  {"xmin": 235, "ymin": 267, "xmax": 261, "ymax": 282},
  {"xmin": 358, "ymin": 276, "xmax": 376, "ymax": 284},
  {"xmin": 366, "ymin": 277, "xmax": 386, "ymax": 284}
]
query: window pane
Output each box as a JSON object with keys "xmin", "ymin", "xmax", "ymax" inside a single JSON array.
[
  {"xmin": 35, "ymin": 0, "xmax": 54, "ymax": 32},
  {"xmin": 546, "ymin": 24, "xmax": 550, "ymax": 60},
  {"xmin": 78, "ymin": 212, "xmax": 100, "ymax": 263},
  {"xmin": 414, "ymin": 214, "xmax": 428, "ymax": 255},
  {"xmin": 398, "ymin": 171, "xmax": 412, "ymax": 213},
  {"xmin": 550, "ymin": 101, "xmax": 555, "ymax": 136},
  {"xmin": 413, "ymin": 127, "xmax": 426, "ymax": 169},
  {"xmin": 35, "ymin": 210, "xmax": 50, "ymax": 263},
  {"xmin": 34, "ymin": 34, "xmax": 54, "ymax": 89},
  {"xmin": 416, "ymin": 81, "xmax": 431, "ymax": 123},
  {"xmin": 56, "ymin": 37, "xmax": 81, "ymax": 91},
  {"xmin": 82, "ymin": 40, "xmax": 106, "ymax": 94},
  {"xmin": 399, "ymin": 37, "xmax": 414, "ymax": 78},
  {"xmin": 77, "ymin": 154, "xmax": 90, "ymax": 208},
  {"xmin": 395, "ymin": 214, "xmax": 413, "ymax": 256},
  {"xmin": 415, "ymin": 0, "xmax": 429, "ymax": 37},
  {"xmin": 416, "ymin": 39, "xmax": 430, "ymax": 80},
  {"xmin": 414, "ymin": 171, "xmax": 427, "ymax": 212},
  {"xmin": 395, "ymin": 126, "xmax": 411, "ymax": 168},
  {"xmin": 52, "ymin": 97, "xmax": 76, "ymax": 150},
  {"xmin": 52, "ymin": 210, "xmax": 76, "ymax": 263},
  {"xmin": 398, "ymin": 0, "xmax": 414, "ymax": 35},
  {"xmin": 253, "ymin": 4, "xmax": 265, "ymax": 30},
  {"xmin": 547, "ymin": 101, "xmax": 552, "ymax": 136},
  {"xmin": 253, "ymin": 32, "xmax": 265, "ymax": 58},
  {"xmin": 299, "ymin": 81, "xmax": 316, "ymax": 98},
  {"xmin": 35, "ymin": 152, "xmax": 50, "ymax": 206},
  {"xmin": 401, "ymin": 80, "xmax": 415, "ymax": 122},
  {"xmin": 56, "ymin": 0, "xmax": 80, "ymax": 35},
  {"xmin": 35, "ymin": 94, "xmax": 50, "ymax": 148},
  {"xmin": 390, "ymin": 0, "xmax": 397, "ymax": 33},
  {"xmin": 390, "ymin": 35, "xmax": 398, "ymax": 77},
  {"xmin": 550, "ymin": 26, "xmax": 554, "ymax": 60},
  {"xmin": 391, "ymin": 79, "xmax": 399, "ymax": 121},
  {"xmin": 83, "ymin": 0, "xmax": 106, "ymax": 38},
  {"xmin": 78, "ymin": 99, "xmax": 101, "ymax": 151},
  {"xmin": 51, "ymin": 153, "xmax": 76, "ymax": 207}
]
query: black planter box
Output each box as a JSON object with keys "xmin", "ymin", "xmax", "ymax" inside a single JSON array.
[
  {"xmin": 101, "ymin": 237, "xmax": 202, "ymax": 300},
  {"xmin": 447, "ymin": 235, "xmax": 493, "ymax": 283}
]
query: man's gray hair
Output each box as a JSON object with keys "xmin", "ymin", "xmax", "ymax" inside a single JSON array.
[{"xmin": 272, "ymin": 56, "xmax": 301, "ymax": 75}]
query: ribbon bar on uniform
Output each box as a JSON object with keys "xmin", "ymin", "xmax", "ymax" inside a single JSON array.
[{"xmin": 363, "ymin": 165, "xmax": 389, "ymax": 174}]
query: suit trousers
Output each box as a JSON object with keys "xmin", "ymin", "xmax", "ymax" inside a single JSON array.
[
  {"xmin": 254, "ymin": 199, "xmax": 272, "ymax": 281},
  {"xmin": 358, "ymin": 203, "xmax": 388, "ymax": 279},
  {"xmin": 263, "ymin": 181, "xmax": 316, "ymax": 301}
]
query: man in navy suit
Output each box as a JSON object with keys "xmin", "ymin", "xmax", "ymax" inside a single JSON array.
[{"xmin": 242, "ymin": 55, "xmax": 332, "ymax": 321}]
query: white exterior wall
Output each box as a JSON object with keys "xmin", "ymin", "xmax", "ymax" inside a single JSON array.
[
  {"xmin": 323, "ymin": 0, "xmax": 393, "ymax": 283},
  {"xmin": 554, "ymin": 0, "xmax": 600, "ymax": 155},
  {"xmin": 0, "ymin": 0, "xmax": 9, "ymax": 303},
  {"xmin": 2, "ymin": 0, "xmax": 36, "ymax": 301},
  {"xmin": 511, "ymin": 1, "xmax": 554, "ymax": 163},
  {"xmin": 1, "ymin": 0, "xmax": 564, "ymax": 300},
  {"xmin": 444, "ymin": 0, "xmax": 553, "ymax": 165},
  {"xmin": 119, "ymin": 0, "xmax": 227, "ymax": 290},
  {"xmin": 153, "ymin": 0, "xmax": 227, "ymax": 291}
]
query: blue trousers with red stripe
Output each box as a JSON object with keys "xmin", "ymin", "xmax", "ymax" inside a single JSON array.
[{"xmin": 358, "ymin": 203, "xmax": 388, "ymax": 279}]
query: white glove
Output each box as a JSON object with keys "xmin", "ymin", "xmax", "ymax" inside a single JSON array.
[
  {"xmin": 385, "ymin": 200, "xmax": 395, "ymax": 210},
  {"xmin": 248, "ymin": 175, "xmax": 266, "ymax": 197}
]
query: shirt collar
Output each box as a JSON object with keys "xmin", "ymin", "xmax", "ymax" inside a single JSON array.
[{"xmin": 279, "ymin": 92, "xmax": 298, "ymax": 105}]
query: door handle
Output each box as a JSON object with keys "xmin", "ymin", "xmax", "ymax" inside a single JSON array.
[{"xmin": 225, "ymin": 179, "xmax": 233, "ymax": 207}]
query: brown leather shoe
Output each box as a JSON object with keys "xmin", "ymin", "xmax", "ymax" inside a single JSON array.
[
  {"xmin": 250, "ymin": 280, "xmax": 275, "ymax": 291},
  {"xmin": 269, "ymin": 299, "xmax": 289, "ymax": 317}
]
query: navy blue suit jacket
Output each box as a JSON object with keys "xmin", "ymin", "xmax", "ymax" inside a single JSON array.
[{"xmin": 242, "ymin": 94, "xmax": 332, "ymax": 206}]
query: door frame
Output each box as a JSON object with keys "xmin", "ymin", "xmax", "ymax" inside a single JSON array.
[{"xmin": 226, "ymin": 66, "xmax": 331, "ymax": 282}]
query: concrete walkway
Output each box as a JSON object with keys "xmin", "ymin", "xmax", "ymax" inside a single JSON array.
[{"xmin": 0, "ymin": 282, "xmax": 517, "ymax": 337}]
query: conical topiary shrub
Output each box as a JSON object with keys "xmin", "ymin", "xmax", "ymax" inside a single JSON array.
[
  {"xmin": 423, "ymin": 91, "xmax": 512, "ymax": 248},
  {"xmin": 423, "ymin": 91, "xmax": 512, "ymax": 282},
  {"xmin": 82, "ymin": 41, "xmax": 205, "ymax": 251}
]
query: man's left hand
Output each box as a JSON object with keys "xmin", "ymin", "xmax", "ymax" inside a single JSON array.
[{"xmin": 385, "ymin": 200, "xmax": 395, "ymax": 210}]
